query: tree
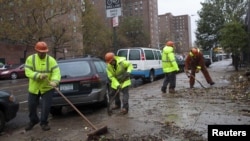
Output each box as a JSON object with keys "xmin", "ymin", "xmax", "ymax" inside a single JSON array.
[
  {"xmin": 116, "ymin": 17, "xmax": 150, "ymax": 48},
  {"xmin": 0, "ymin": 0, "xmax": 74, "ymax": 59},
  {"xmin": 219, "ymin": 21, "xmax": 248, "ymax": 53},
  {"xmin": 195, "ymin": 0, "xmax": 248, "ymax": 50},
  {"xmin": 195, "ymin": 0, "xmax": 225, "ymax": 50},
  {"xmin": 80, "ymin": 0, "xmax": 112, "ymax": 57}
]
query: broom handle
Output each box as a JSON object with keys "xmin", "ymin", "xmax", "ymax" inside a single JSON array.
[
  {"xmin": 53, "ymin": 87, "xmax": 98, "ymax": 130},
  {"xmin": 185, "ymin": 72, "xmax": 206, "ymax": 88}
]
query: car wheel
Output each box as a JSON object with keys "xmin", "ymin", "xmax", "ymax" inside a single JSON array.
[
  {"xmin": 50, "ymin": 106, "xmax": 62, "ymax": 116},
  {"xmin": 101, "ymin": 85, "xmax": 110, "ymax": 107},
  {"xmin": 0, "ymin": 110, "xmax": 5, "ymax": 133},
  {"xmin": 10, "ymin": 72, "xmax": 18, "ymax": 80}
]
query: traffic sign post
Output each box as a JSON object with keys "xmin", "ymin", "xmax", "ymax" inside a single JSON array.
[
  {"xmin": 105, "ymin": 0, "xmax": 122, "ymax": 52},
  {"xmin": 106, "ymin": 0, "xmax": 122, "ymax": 18}
]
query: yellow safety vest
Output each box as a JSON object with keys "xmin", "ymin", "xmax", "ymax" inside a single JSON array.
[
  {"xmin": 25, "ymin": 54, "xmax": 61, "ymax": 94},
  {"xmin": 162, "ymin": 46, "xmax": 179, "ymax": 73},
  {"xmin": 106, "ymin": 56, "xmax": 133, "ymax": 90}
]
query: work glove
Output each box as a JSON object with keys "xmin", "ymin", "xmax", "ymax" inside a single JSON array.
[
  {"xmin": 124, "ymin": 72, "xmax": 130, "ymax": 78},
  {"xmin": 195, "ymin": 69, "xmax": 200, "ymax": 73},
  {"xmin": 49, "ymin": 81, "xmax": 57, "ymax": 87},
  {"xmin": 39, "ymin": 73, "xmax": 48, "ymax": 80},
  {"xmin": 116, "ymin": 84, "xmax": 122, "ymax": 90}
]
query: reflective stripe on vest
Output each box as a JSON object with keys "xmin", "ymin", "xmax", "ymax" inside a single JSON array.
[{"xmin": 32, "ymin": 54, "xmax": 51, "ymax": 73}]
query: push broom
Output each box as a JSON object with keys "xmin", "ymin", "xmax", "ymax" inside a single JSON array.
[{"xmin": 49, "ymin": 80, "xmax": 107, "ymax": 137}]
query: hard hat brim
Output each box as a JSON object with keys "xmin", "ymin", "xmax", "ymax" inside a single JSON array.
[
  {"xmin": 106, "ymin": 59, "xmax": 113, "ymax": 64},
  {"xmin": 35, "ymin": 48, "xmax": 49, "ymax": 53}
]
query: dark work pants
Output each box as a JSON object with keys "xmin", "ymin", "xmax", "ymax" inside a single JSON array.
[
  {"xmin": 28, "ymin": 89, "xmax": 53, "ymax": 126},
  {"xmin": 162, "ymin": 72, "xmax": 176, "ymax": 91},
  {"xmin": 190, "ymin": 67, "xmax": 213, "ymax": 87},
  {"xmin": 110, "ymin": 86, "xmax": 129, "ymax": 111}
]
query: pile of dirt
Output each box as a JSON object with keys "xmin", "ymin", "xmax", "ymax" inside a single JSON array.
[{"xmin": 228, "ymin": 71, "xmax": 250, "ymax": 101}]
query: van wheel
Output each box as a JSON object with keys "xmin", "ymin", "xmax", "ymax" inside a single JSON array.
[{"xmin": 149, "ymin": 71, "xmax": 155, "ymax": 83}]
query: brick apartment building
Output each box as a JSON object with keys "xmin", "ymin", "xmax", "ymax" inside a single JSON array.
[
  {"xmin": 0, "ymin": 42, "xmax": 33, "ymax": 65},
  {"xmin": 92, "ymin": 0, "xmax": 159, "ymax": 48},
  {"xmin": 158, "ymin": 13, "xmax": 192, "ymax": 54},
  {"xmin": 0, "ymin": 0, "xmax": 192, "ymax": 64}
]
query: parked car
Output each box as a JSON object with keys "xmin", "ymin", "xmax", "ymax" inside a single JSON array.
[
  {"xmin": 203, "ymin": 55, "xmax": 212, "ymax": 67},
  {"xmin": 0, "ymin": 64, "xmax": 10, "ymax": 71},
  {"xmin": 0, "ymin": 64, "xmax": 26, "ymax": 80},
  {"xmin": 0, "ymin": 90, "xmax": 19, "ymax": 132},
  {"xmin": 50, "ymin": 56, "xmax": 110, "ymax": 115}
]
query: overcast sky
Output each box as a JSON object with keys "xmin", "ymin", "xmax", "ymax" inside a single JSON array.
[{"xmin": 158, "ymin": 0, "xmax": 204, "ymax": 43}]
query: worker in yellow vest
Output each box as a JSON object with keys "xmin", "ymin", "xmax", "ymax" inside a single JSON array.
[
  {"xmin": 24, "ymin": 41, "xmax": 61, "ymax": 131},
  {"xmin": 161, "ymin": 41, "xmax": 179, "ymax": 94},
  {"xmin": 105, "ymin": 52, "xmax": 133, "ymax": 115}
]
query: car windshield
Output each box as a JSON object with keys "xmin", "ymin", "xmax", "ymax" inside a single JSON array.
[{"xmin": 58, "ymin": 61, "xmax": 91, "ymax": 77}]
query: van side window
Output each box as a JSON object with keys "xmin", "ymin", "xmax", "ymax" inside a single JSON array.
[
  {"xmin": 156, "ymin": 51, "xmax": 162, "ymax": 60},
  {"xmin": 153, "ymin": 50, "xmax": 159, "ymax": 60},
  {"xmin": 129, "ymin": 50, "xmax": 140, "ymax": 60},
  {"xmin": 144, "ymin": 50, "xmax": 154, "ymax": 60},
  {"xmin": 117, "ymin": 50, "xmax": 128, "ymax": 58}
]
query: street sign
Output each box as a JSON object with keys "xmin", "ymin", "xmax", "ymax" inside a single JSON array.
[
  {"xmin": 106, "ymin": 0, "xmax": 122, "ymax": 18},
  {"xmin": 112, "ymin": 16, "xmax": 119, "ymax": 27}
]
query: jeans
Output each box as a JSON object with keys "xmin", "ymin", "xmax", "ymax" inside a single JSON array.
[{"xmin": 28, "ymin": 89, "xmax": 53, "ymax": 125}]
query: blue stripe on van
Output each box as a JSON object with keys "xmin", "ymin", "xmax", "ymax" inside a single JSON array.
[{"xmin": 131, "ymin": 68, "xmax": 163, "ymax": 79}]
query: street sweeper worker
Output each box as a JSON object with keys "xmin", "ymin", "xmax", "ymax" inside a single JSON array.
[
  {"xmin": 184, "ymin": 47, "xmax": 215, "ymax": 88},
  {"xmin": 24, "ymin": 41, "xmax": 61, "ymax": 131},
  {"xmin": 105, "ymin": 52, "xmax": 133, "ymax": 115},
  {"xmin": 161, "ymin": 41, "xmax": 179, "ymax": 94}
]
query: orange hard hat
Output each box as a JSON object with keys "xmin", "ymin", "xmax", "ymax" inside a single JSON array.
[
  {"xmin": 190, "ymin": 48, "xmax": 200, "ymax": 56},
  {"xmin": 35, "ymin": 41, "xmax": 48, "ymax": 53},
  {"xmin": 166, "ymin": 41, "xmax": 174, "ymax": 47},
  {"xmin": 105, "ymin": 52, "xmax": 115, "ymax": 63}
]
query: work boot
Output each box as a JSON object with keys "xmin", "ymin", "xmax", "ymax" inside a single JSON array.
[
  {"xmin": 169, "ymin": 89, "xmax": 175, "ymax": 94},
  {"xmin": 112, "ymin": 105, "xmax": 120, "ymax": 110},
  {"xmin": 41, "ymin": 124, "xmax": 51, "ymax": 131},
  {"xmin": 25, "ymin": 121, "xmax": 39, "ymax": 131},
  {"xmin": 120, "ymin": 108, "xmax": 128, "ymax": 115},
  {"xmin": 161, "ymin": 87, "xmax": 166, "ymax": 93},
  {"xmin": 210, "ymin": 82, "xmax": 215, "ymax": 85}
]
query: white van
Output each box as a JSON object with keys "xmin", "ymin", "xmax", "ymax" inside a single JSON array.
[{"xmin": 117, "ymin": 47, "xmax": 163, "ymax": 82}]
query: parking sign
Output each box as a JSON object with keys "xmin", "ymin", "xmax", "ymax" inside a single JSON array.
[{"xmin": 106, "ymin": 0, "xmax": 122, "ymax": 18}]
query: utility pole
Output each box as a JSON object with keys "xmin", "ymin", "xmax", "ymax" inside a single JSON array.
[{"xmin": 81, "ymin": 0, "xmax": 85, "ymax": 55}]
